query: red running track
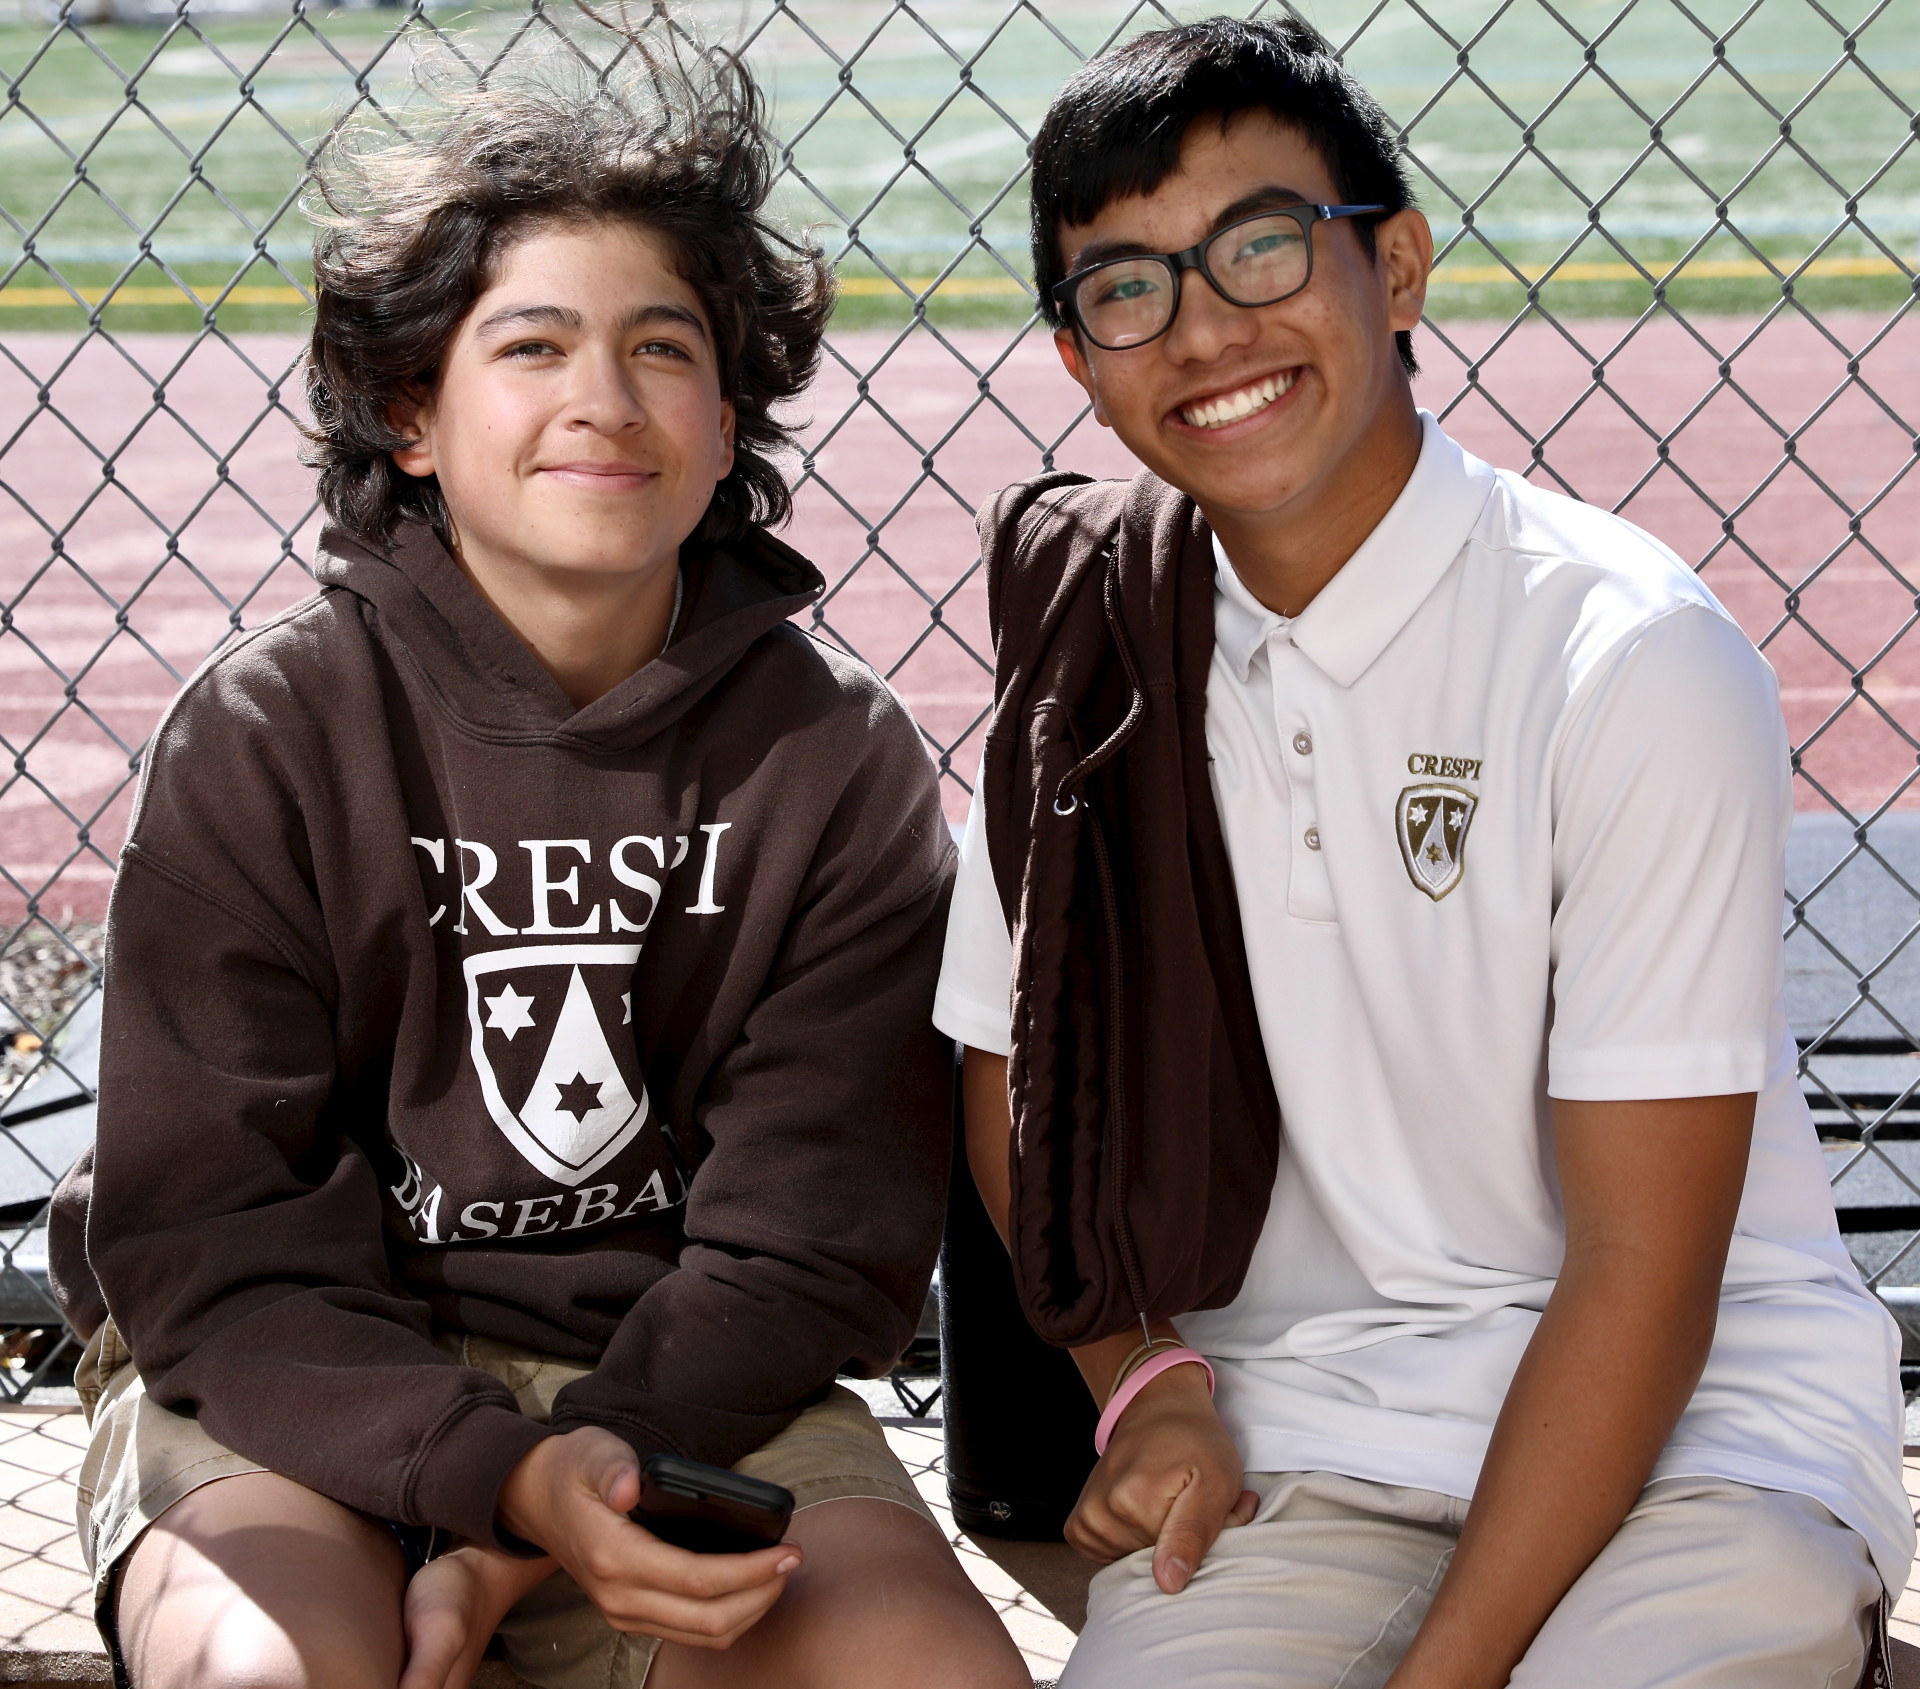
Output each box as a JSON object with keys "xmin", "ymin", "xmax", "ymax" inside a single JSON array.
[{"xmin": 3, "ymin": 313, "xmax": 1916, "ymax": 924}]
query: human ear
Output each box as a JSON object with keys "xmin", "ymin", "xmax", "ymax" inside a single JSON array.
[
  {"xmin": 1052, "ymin": 327, "xmax": 1111, "ymax": 429},
  {"xmin": 387, "ymin": 390, "xmax": 436, "ymax": 480},
  {"xmin": 716, "ymin": 397, "xmax": 736, "ymax": 479},
  {"xmin": 1375, "ymin": 207, "xmax": 1432, "ymax": 337}
]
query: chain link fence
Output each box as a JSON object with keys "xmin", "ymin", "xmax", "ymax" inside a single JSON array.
[{"xmin": 0, "ymin": 0, "xmax": 1916, "ymax": 1401}]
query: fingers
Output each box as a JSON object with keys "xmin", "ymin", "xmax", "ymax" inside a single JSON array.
[
  {"xmin": 1073, "ymin": 1466, "xmax": 1239, "ymax": 1589},
  {"xmin": 1067, "ymin": 1447, "xmax": 1220, "ymax": 1567},
  {"xmin": 612, "ymin": 1529, "xmax": 800, "ymax": 1599},
  {"xmin": 1066, "ymin": 1493, "xmax": 1152, "ymax": 1565},
  {"xmin": 592, "ymin": 1540, "xmax": 799, "ymax": 1647},
  {"xmin": 397, "ymin": 1623, "xmax": 462, "ymax": 1689},
  {"xmin": 574, "ymin": 1432, "xmax": 641, "ymax": 1519},
  {"xmin": 1066, "ymin": 1456, "xmax": 1156, "ymax": 1565},
  {"xmin": 1152, "ymin": 1473, "xmax": 1224, "ymax": 1595},
  {"xmin": 398, "ymin": 1574, "xmax": 473, "ymax": 1689},
  {"xmin": 577, "ymin": 1529, "xmax": 801, "ymax": 1648},
  {"xmin": 603, "ymin": 1568, "xmax": 792, "ymax": 1649},
  {"xmin": 526, "ymin": 1429, "xmax": 809, "ymax": 1654}
]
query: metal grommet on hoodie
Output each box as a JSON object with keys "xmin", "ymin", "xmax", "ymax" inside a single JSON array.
[{"xmin": 1053, "ymin": 792, "xmax": 1079, "ymax": 816}]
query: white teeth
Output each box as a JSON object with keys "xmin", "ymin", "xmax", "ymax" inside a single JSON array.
[{"xmin": 1182, "ymin": 370, "xmax": 1296, "ymax": 430}]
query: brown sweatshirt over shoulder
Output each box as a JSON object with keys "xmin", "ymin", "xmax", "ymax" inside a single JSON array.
[
  {"xmin": 977, "ymin": 469, "xmax": 1279, "ymax": 1349},
  {"xmin": 47, "ymin": 518, "xmax": 955, "ymax": 1547}
]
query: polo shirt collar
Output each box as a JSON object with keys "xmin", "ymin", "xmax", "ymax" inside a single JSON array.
[
  {"xmin": 1210, "ymin": 411, "xmax": 1498, "ymax": 689},
  {"xmin": 1211, "ymin": 533, "xmax": 1286, "ymax": 681}
]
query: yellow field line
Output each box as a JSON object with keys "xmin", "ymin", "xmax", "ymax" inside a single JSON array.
[
  {"xmin": 0, "ymin": 284, "xmax": 308, "ymax": 307},
  {"xmin": 835, "ymin": 276, "xmax": 1028, "ymax": 297},
  {"xmin": 1, "ymin": 254, "xmax": 1904, "ymax": 308},
  {"xmin": 0, "ymin": 276, "xmax": 1033, "ymax": 307},
  {"xmin": 1429, "ymin": 255, "xmax": 1907, "ymax": 286},
  {"xmin": 832, "ymin": 255, "xmax": 1910, "ymax": 295},
  {"xmin": 0, "ymin": 278, "xmax": 1029, "ymax": 307}
]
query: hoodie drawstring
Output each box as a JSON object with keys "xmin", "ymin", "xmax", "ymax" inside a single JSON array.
[{"xmin": 1051, "ymin": 554, "xmax": 1147, "ymax": 814}]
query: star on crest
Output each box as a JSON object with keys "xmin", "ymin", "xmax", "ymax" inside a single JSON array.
[
  {"xmin": 553, "ymin": 1072, "xmax": 603, "ymax": 1123},
  {"xmin": 484, "ymin": 983, "xmax": 537, "ymax": 1040}
]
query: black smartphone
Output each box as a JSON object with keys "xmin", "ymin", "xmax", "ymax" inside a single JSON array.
[{"xmin": 632, "ymin": 1454, "xmax": 795, "ymax": 1555}]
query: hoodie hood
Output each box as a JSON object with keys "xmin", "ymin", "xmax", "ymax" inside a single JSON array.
[{"xmin": 313, "ymin": 519, "xmax": 825, "ymax": 753}]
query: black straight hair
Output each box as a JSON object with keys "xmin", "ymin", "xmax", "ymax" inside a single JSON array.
[{"xmin": 1029, "ymin": 15, "xmax": 1419, "ymax": 375}]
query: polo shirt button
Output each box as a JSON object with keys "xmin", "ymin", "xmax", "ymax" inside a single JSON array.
[
  {"xmin": 1293, "ymin": 731, "xmax": 1313, "ymax": 756},
  {"xmin": 1304, "ymin": 826, "xmax": 1321, "ymax": 850}
]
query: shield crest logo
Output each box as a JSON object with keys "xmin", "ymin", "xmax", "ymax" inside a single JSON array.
[
  {"xmin": 463, "ymin": 944, "xmax": 652, "ymax": 1186},
  {"xmin": 1396, "ymin": 783, "xmax": 1477, "ymax": 901}
]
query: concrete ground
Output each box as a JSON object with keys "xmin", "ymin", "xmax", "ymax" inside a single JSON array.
[{"xmin": 0, "ymin": 1398, "xmax": 1914, "ymax": 1685}]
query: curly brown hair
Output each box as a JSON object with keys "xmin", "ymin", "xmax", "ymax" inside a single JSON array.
[{"xmin": 302, "ymin": 13, "xmax": 833, "ymax": 546}]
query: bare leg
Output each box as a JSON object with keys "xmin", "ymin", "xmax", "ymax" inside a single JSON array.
[
  {"xmin": 114, "ymin": 1469, "xmax": 410, "ymax": 1689},
  {"xmin": 648, "ymin": 1498, "xmax": 1027, "ymax": 1689}
]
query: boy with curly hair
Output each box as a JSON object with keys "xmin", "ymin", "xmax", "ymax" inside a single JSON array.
[{"xmin": 49, "ymin": 26, "xmax": 1026, "ymax": 1689}]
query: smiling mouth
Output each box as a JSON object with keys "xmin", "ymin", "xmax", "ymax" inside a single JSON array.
[
  {"xmin": 1179, "ymin": 369, "xmax": 1300, "ymax": 430},
  {"xmin": 543, "ymin": 463, "xmax": 655, "ymax": 484}
]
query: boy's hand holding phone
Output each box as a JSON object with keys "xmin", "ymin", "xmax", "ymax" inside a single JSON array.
[
  {"xmin": 497, "ymin": 1425, "xmax": 801, "ymax": 1648},
  {"xmin": 633, "ymin": 1454, "xmax": 795, "ymax": 1555}
]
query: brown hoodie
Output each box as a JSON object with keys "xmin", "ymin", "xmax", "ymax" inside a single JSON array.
[{"xmin": 47, "ymin": 519, "xmax": 955, "ymax": 1547}]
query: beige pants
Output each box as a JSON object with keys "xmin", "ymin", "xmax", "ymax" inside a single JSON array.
[
  {"xmin": 1059, "ymin": 1469, "xmax": 1881, "ymax": 1689},
  {"xmin": 75, "ymin": 1322, "xmax": 934, "ymax": 1689}
]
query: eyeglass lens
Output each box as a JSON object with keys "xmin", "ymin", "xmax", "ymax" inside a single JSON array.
[{"xmin": 1070, "ymin": 211, "xmax": 1313, "ymax": 348}]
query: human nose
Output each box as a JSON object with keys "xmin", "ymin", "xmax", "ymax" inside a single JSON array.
[
  {"xmin": 564, "ymin": 344, "xmax": 646, "ymax": 432},
  {"xmin": 1160, "ymin": 262, "xmax": 1260, "ymax": 364}
]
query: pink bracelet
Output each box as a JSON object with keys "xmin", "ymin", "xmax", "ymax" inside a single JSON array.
[{"xmin": 1093, "ymin": 1347, "xmax": 1215, "ymax": 1455}]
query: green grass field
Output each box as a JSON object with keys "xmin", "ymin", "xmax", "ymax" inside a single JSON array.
[{"xmin": 0, "ymin": 0, "xmax": 1914, "ymax": 334}]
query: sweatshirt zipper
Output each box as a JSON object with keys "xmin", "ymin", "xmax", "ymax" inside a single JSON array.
[{"xmin": 1051, "ymin": 548, "xmax": 1152, "ymax": 1336}]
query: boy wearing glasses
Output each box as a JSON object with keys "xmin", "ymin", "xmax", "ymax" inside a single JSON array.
[{"xmin": 934, "ymin": 16, "xmax": 1911, "ymax": 1686}]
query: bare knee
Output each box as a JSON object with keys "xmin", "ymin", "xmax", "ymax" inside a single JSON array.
[
  {"xmin": 114, "ymin": 1471, "xmax": 408, "ymax": 1689},
  {"xmin": 128, "ymin": 1593, "xmax": 384, "ymax": 1689},
  {"xmin": 654, "ymin": 1499, "xmax": 1027, "ymax": 1689},
  {"xmin": 828, "ymin": 1568, "xmax": 1031, "ymax": 1689}
]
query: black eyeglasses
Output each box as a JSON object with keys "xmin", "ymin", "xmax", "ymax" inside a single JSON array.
[{"xmin": 1052, "ymin": 203, "xmax": 1387, "ymax": 351}]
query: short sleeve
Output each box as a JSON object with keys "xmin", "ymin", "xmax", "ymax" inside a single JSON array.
[
  {"xmin": 932, "ymin": 760, "xmax": 1014, "ymax": 1057},
  {"xmin": 1546, "ymin": 605, "xmax": 1791, "ymax": 1101}
]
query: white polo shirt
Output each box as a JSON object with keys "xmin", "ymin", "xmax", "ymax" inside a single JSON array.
[{"xmin": 933, "ymin": 414, "xmax": 1913, "ymax": 1589}]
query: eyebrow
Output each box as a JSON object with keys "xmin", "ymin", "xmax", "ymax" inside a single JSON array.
[
  {"xmin": 471, "ymin": 301, "xmax": 710, "ymax": 340},
  {"xmin": 473, "ymin": 303, "xmax": 582, "ymax": 337},
  {"xmin": 1067, "ymin": 184, "xmax": 1317, "ymax": 273},
  {"xmin": 620, "ymin": 302, "xmax": 709, "ymax": 340}
]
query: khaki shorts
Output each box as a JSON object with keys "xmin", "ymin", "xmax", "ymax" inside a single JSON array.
[
  {"xmin": 74, "ymin": 1320, "xmax": 934, "ymax": 1689},
  {"xmin": 1059, "ymin": 1468, "xmax": 1881, "ymax": 1689}
]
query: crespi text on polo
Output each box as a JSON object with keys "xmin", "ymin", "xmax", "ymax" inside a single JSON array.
[{"xmin": 1407, "ymin": 754, "xmax": 1483, "ymax": 780}]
